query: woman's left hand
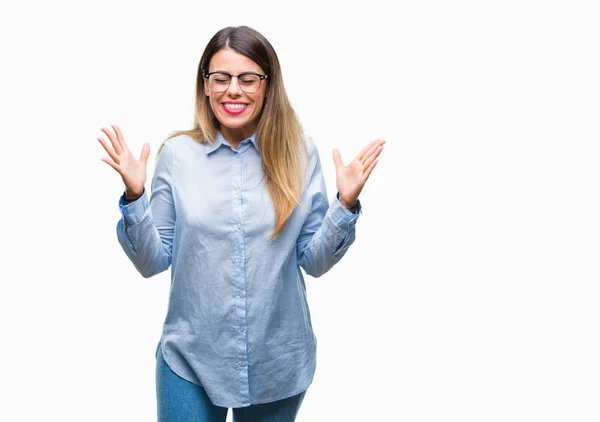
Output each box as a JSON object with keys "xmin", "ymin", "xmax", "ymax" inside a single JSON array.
[{"xmin": 333, "ymin": 139, "xmax": 385, "ymax": 210}]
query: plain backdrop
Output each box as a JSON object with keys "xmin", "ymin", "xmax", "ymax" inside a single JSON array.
[{"xmin": 1, "ymin": 0, "xmax": 599, "ymax": 421}]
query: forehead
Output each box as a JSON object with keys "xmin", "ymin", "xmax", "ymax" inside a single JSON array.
[{"xmin": 209, "ymin": 48, "xmax": 264, "ymax": 74}]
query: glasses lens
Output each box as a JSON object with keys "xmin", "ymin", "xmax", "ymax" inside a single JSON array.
[
  {"xmin": 238, "ymin": 74, "xmax": 261, "ymax": 93},
  {"xmin": 208, "ymin": 74, "xmax": 231, "ymax": 92}
]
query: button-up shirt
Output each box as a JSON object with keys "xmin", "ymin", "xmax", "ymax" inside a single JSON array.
[{"xmin": 116, "ymin": 131, "xmax": 361, "ymax": 407}]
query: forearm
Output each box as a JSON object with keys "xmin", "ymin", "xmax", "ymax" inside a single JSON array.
[
  {"xmin": 298, "ymin": 195, "xmax": 360, "ymax": 277},
  {"xmin": 117, "ymin": 192, "xmax": 173, "ymax": 278}
]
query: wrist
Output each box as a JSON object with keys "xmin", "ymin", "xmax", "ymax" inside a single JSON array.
[
  {"xmin": 338, "ymin": 195, "xmax": 357, "ymax": 211},
  {"xmin": 124, "ymin": 187, "xmax": 145, "ymax": 202}
]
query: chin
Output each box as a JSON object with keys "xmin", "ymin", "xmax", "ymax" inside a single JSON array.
[
  {"xmin": 219, "ymin": 112, "xmax": 259, "ymax": 129},
  {"xmin": 221, "ymin": 119, "xmax": 252, "ymax": 130}
]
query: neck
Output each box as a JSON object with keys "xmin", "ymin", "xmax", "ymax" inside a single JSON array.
[{"xmin": 220, "ymin": 125, "xmax": 256, "ymax": 150}]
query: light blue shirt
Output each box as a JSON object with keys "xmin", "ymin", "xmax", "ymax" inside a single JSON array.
[{"xmin": 116, "ymin": 131, "xmax": 361, "ymax": 407}]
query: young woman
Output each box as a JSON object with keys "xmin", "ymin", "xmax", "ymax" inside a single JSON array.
[{"xmin": 98, "ymin": 25, "xmax": 384, "ymax": 421}]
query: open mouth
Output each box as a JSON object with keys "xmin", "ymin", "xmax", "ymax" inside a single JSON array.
[{"xmin": 222, "ymin": 103, "xmax": 248, "ymax": 115}]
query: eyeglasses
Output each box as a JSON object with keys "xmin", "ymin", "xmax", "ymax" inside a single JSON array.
[{"xmin": 204, "ymin": 71, "xmax": 268, "ymax": 93}]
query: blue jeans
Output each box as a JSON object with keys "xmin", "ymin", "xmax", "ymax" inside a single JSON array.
[{"xmin": 156, "ymin": 345, "xmax": 306, "ymax": 422}]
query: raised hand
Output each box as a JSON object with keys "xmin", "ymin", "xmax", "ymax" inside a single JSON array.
[
  {"xmin": 97, "ymin": 124, "xmax": 150, "ymax": 198},
  {"xmin": 332, "ymin": 139, "xmax": 385, "ymax": 210}
]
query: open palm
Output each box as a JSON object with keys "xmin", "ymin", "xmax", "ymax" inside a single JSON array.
[
  {"xmin": 333, "ymin": 140, "xmax": 385, "ymax": 209},
  {"xmin": 97, "ymin": 124, "xmax": 150, "ymax": 196}
]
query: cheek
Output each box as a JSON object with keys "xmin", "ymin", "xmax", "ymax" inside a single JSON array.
[
  {"xmin": 208, "ymin": 93, "xmax": 222, "ymax": 111},
  {"xmin": 253, "ymin": 94, "xmax": 266, "ymax": 110}
]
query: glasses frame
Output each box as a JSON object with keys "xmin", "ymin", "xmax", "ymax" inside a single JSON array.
[{"xmin": 204, "ymin": 71, "xmax": 268, "ymax": 93}]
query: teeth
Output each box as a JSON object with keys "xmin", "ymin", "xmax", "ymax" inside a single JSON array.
[{"xmin": 224, "ymin": 103, "xmax": 247, "ymax": 110}]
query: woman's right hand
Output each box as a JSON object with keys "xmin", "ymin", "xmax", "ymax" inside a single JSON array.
[{"xmin": 97, "ymin": 124, "xmax": 150, "ymax": 198}]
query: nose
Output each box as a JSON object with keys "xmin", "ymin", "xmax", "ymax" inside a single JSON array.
[{"xmin": 226, "ymin": 76, "xmax": 242, "ymax": 96}]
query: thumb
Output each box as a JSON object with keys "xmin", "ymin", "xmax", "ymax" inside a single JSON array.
[
  {"xmin": 332, "ymin": 148, "xmax": 343, "ymax": 169},
  {"xmin": 139, "ymin": 143, "xmax": 151, "ymax": 164}
]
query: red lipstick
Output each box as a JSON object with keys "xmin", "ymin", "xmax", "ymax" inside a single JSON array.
[{"xmin": 222, "ymin": 102, "xmax": 248, "ymax": 115}]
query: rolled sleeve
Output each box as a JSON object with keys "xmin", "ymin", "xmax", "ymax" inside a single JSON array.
[
  {"xmin": 119, "ymin": 190, "xmax": 151, "ymax": 226},
  {"xmin": 328, "ymin": 193, "xmax": 361, "ymax": 255}
]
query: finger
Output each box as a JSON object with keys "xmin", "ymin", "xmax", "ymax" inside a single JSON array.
[
  {"xmin": 97, "ymin": 137, "xmax": 120, "ymax": 164},
  {"xmin": 360, "ymin": 142, "xmax": 384, "ymax": 166},
  {"xmin": 358, "ymin": 139, "xmax": 386, "ymax": 162},
  {"xmin": 356, "ymin": 140, "xmax": 379, "ymax": 162},
  {"xmin": 101, "ymin": 127, "xmax": 123, "ymax": 155},
  {"xmin": 139, "ymin": 143, "xmax": 150, "ymax": 164},
  {"xmin": 363, "ymin": 158, "xmax": 379, "ymax": 181},
  {"xmin": 111, "ymin": 124, "xmax": 130, "ymax": 153},
  {"xmin": 362, "ymin": 145, "xmax": 384, "ymax": 170},
  {"xmin": 332, "ymin": 149, "xmax": 343, "ymax": 169},
  {"xmin": 100, "ymin": 157, "xmax": 121, "ymax": 173}
]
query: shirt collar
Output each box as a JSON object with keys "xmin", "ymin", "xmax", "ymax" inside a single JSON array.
[{"xmin": 205, "ymin": 131, "xmax": 259, "ymax": 155}]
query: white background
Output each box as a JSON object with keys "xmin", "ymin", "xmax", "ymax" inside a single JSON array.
[{"xmin": 1, "ymin": 0, "xmax": 599, "ymax": 421}]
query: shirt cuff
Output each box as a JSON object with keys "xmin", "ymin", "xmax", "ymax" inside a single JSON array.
[
  {"xmin": 118, "ymin": 189, "xmax": 150, "ymax": 226},
  {"xmin": 330, "ymin": 192, "xmax": 361, "ymax": 230}
]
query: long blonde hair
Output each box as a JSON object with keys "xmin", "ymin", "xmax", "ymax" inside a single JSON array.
[{"xmin": 160, "ymin": 26, "xmax": 307, "ymax": 240}]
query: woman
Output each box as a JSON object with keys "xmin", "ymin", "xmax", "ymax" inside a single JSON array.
[{"xmin": 97, "ymin": 25, "xmax": 384, "ymax": 421}]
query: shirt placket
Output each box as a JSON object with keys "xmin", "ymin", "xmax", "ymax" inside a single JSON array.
[{"xmin": 232, "ymin": 147, "xmax": 250, "ymax": 403}]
